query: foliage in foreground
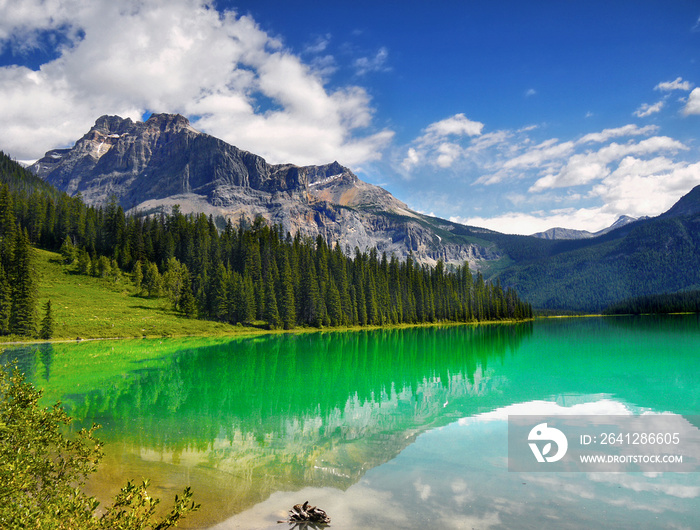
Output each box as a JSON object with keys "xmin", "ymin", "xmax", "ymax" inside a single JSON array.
[{"xmin": 0, "ymin": 363, "xmax": 199, "ymax": 529}]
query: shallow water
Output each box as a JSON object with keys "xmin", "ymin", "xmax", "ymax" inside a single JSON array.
[{"xmin": 5, "ymin": 315, "xmax": 700, "ymax": 528}]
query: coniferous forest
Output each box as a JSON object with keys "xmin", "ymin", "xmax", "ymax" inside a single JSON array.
[{"xmin": 0, "ymin": 152, "xmax": 532, "ymax": 337}]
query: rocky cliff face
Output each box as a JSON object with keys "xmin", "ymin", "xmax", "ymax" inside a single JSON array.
[{"xmin": 30, "ymin": 114, "xmax": 502, "ymax": 269}]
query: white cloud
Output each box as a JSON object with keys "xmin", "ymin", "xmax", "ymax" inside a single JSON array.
[
  {"xmin": 424, "ymin": 113, "xmax": 484, "ymax": 138},
  {"xmin": 654, "ymin": 77, "xmax": 693, "ymax": 92},
  {"xmin": 0, "ymin": 0, "xmax": 392, "ymax": 165},
  {"xmin": 458, "ymin": 154, "xmax": 700, "ymax": 235},
  {"xmin": 634, "ymin": 100, "xmax": 665, "ymax": 117},
  {"xmin": 353, "ymin": 47, "xmax": 390, "ymax": 76},
  {"xmin": 401, "ymin": 147, "xmax": 420, "ymax": 172},
  {"xmin": 304, "ymin": 34, "xmax": 331, "ymax": 54},
  {"xmin": 592, "ymin": 158, "xmax": 700, "ymax": 218},
  {"xmin": 399, "ymin": 113, "xmax": 484, "ymax": 173},
  {"xmin": 683, "ymin": 87, "xmax": 700, "ymax": 115},
  {"xmin": 578, "ymin": 124, "xmax": 658, "ymax": 144},
  {"xmin": 529, "ymin": 136, "xmax": 688, "ymax": 191},
  {"xmin": 502, "ymin": 139, "xmax": 575, "ymax": 171},
  {"xmin": 435, "ymin": 143, "xmax": 462, "ymax": 168},
  {"xmin": 452, "ymin": 208, "xmax": 619, "ymax": 235}
]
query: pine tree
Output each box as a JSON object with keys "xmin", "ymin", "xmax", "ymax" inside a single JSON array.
[
  {"xmin": 263, "ymin": 269, "xmax": 281, "ymax": 329},
  {"xmin": 142, "ymin": 261, "xmax": 162, "ymax": 298},
  {"xmin": 10, "ymin": 229, "xmax": 37, "ymax": 337},
  {"xmin": 279, "ymin": 252, "xmax": 296, "ymax": 329},
  {"xmin": 0, "ymin": 263, "xmax": 10, "ymax": 335},
  {"xmin": 39, "ymin": 299, "xmax": 54, "ymax": 340},
  {"xmin": 210, "ymin": 262, "xmax": 230, "ymax": 321},
  {"xmin": 325, "ymin": 276, "xmax": 343, "ymax": 326},
  {"xmin": 59, "ymin": 235, "xmax": 76, "ymax": 264},
  {"xmin": 77, "ymin": 248, "xmax": 91, "ymax": 275},
  {"xmin": 133, "ymin": 260, "xmax": 143, "ymax": 293},
  {"xmin": 178, "ymin": 272, "xmax": 197, "ymax": 318}
]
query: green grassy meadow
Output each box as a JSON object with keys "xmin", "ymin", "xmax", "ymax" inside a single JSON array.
[{"xmin": 20, "ymin": 248, "xmax": 258, "ymax": 342}]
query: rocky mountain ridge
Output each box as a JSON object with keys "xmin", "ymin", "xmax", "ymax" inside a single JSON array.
[
  {"xmin": 17, "ymin": 114, "xmax": 700, "ymax": 311},
  {"xmin": 530, "ymin": 215, "xmax": 642, "ymax": 240},
  {"xmin": 30, "ymin": 114, "xmax": 500, "ymax": 268}
]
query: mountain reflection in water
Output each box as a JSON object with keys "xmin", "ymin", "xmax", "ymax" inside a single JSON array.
[{"xmin": 4, "ymin": 316, "xmax": 700, "ymax": 528}]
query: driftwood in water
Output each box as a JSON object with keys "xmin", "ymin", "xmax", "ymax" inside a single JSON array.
[{"xmin": 278, "ymin": 501, "xmax": 330, "ymax": 526}]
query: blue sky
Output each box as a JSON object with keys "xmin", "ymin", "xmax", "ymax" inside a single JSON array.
[{"xmin": 1, "ymin": 1, "xmax": 700, "ymax": 234}]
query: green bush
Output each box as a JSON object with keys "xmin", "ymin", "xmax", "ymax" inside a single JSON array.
[{"xmin": 0, "ymin": 364, "xmax": 199, "ymax": 529}]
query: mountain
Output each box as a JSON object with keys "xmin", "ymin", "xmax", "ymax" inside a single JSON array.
[
  {"xmin": 29, "ymin": 114, "xmax": 506, "ymax": 269},
  {"xmin": 496, "ymin": 188, "xmax": 700, "ymax": 312},
  {"xmin": 530, "ymin": 215, "xmax": 641, "ymax": 240},
  {"xmin": 25, "ymin": 114, "xmax": 700, "ymax": 313}
]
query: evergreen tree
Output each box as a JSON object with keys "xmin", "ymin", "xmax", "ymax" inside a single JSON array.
[
  {"xmin": 263, "ymin": 268, "xmax": 281, "ymax": 328},
  {"xmin": 39, "ymin": 299, "xmax": 55, "ymax": 340},
  {"xmin": 133, "ymin": 260, "xmax": 143, "ymax": 293},
  {"xmin": 325, "ymin": 276, "xmax": 343, "ymax": 326},
  {"xmin": 210, "ymin": 262, "xmax": 230, "ymax": 321},
  {"xmin": 10, "ymin": 229, "xmax": 37, "ymax": 337},
  {"xmin": 0, "ymin": 263, "xmax": 10, "ymax": 335},
  {"xmin": 59, "ymin": 235, "xmax": 76, "ymax": 264},
  {"xmin": 162, "ymin": 258, "xmax": 187, "ymax": 310},
  {"xmin": 279, "ymin": 252, "xmax": 296, "ymax": 329},
  {"xmin": 142, "ymin": 261, "xmax": 162, "ymax": 298},
  {"xmin": 77, "ymin": 248, "xmax": 91, "ymax": 275},
  {"xmin": 178, "ymin": 271, "xmax": 197, "ymax": 318}
]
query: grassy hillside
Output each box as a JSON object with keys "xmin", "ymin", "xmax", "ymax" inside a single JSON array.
[{"xmin": 24, "ymin": 248, "xmax": 256, "ymax": 341}]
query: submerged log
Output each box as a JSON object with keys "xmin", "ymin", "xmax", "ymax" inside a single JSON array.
[{"xmin": 278, "ymin": 500, "xmax": 331, "ymax": 526}]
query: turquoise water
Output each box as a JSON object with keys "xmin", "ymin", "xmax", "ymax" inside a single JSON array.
[{"xmin": 6, "ymin": 315, "xmax": 700, "ymax": 528}]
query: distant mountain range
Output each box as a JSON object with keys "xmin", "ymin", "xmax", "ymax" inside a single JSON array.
[
  {"xmin": 530, "ymin": 215, "xmax": 644, "ymax": 240},
  {"xmin": 26, "ymin": 113, "xmax": 700, "ymax": 312}
]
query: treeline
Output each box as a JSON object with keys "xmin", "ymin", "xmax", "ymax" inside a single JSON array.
[
  {"xmin": 0, "ymin": 151, "xmax": 531, "ymax": 335},
  {"xmin": 604, "ymin": 290, "xmax": 700, "ymax": 315}
]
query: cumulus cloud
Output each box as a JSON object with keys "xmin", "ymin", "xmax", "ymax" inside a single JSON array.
[
  {"xmin": 436, "ymin": 117, "xmax": 699, "ymax": 234},
  {"xmin": 683, "ymin": 87, "xmax": 700, "ymax": 115},
  {"xmin": 0, "ymin": 0, "xmax": 393, "ymax": 165},
  {"xmin": 529, "ymin": 136, "xmax": 688, "ymax": 192},
  {"xmin": 424, "ymin": 113, "xmax": 484, "ymax": 138},
  {"xmin": 451, "ymin": 208, "xmax": 620, "ymax": 236},
  {"xmin": 634, "ymin": 100, "xmax": 665, "ymax": 118},
  {"xmin": 400, "ymin": 113, "xmax": 484, "ymax": 172},
  {"xmin": 578, "ymin": 124, "xmax": 658, "ymax": 144},
  {"xmin": 654, "ymin": 77, "xmax": 693, "ymax": 92},
  {"xmin": 353, "ymin": 47, "xmax": 390, "ymax": 76}
]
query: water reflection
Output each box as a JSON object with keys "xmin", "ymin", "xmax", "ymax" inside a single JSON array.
[
  {"xmin": 214, "ymin": 401, "xmax": 700, "ymax": 529},
  {"xmin": 5, "ymin": 316, "xmax": 700, "ymax": 528}
]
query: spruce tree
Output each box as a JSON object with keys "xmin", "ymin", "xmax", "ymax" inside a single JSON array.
[
  {"xmin": 279, "ymin": 252, "xmax": 296, "ymax": 329},
  {"xmin": 178, "ymin": 274, "xmax": 197, "ymax": 318},
  {"xmin": 133, "ymin": 260, "xmax": 143, "ymax": 294},
  {"xmin": 59, "ymin": 235, "xmax": 76, "ymax": 264},
  {"xmin": 10, "ymin": 229, "xmax": 37, "ymax": 337},
  {"xmin": 39, "ymin": 299, "xmax": 54, "ymax": 340},
  {"xmin": 0, "ymin": 263, "xmax": 10, "ymax": 335},
  {"xmin": 263, "ymin": 269, "xmax": 281, "ymax": 328}
]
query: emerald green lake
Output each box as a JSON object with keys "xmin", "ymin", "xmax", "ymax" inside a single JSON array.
[{"xmin": 4, "ymin": 315, "xmax": 700, "ymax": 529}]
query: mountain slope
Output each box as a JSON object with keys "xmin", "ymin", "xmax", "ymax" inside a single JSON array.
[
  {"xmin": 495, "ymin": 189, "xmax": 700, "ymax": 311},
  {"xmin": 25, "ymin": 114, "xmax": 700, "ymax": 313},
  {"xmin": 530, "ymin": 215, "xmax": 641, "ymax": 240},
  {"xmin": 30, "ymin": 114, "xmax": 517, "ymax": 269}
]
